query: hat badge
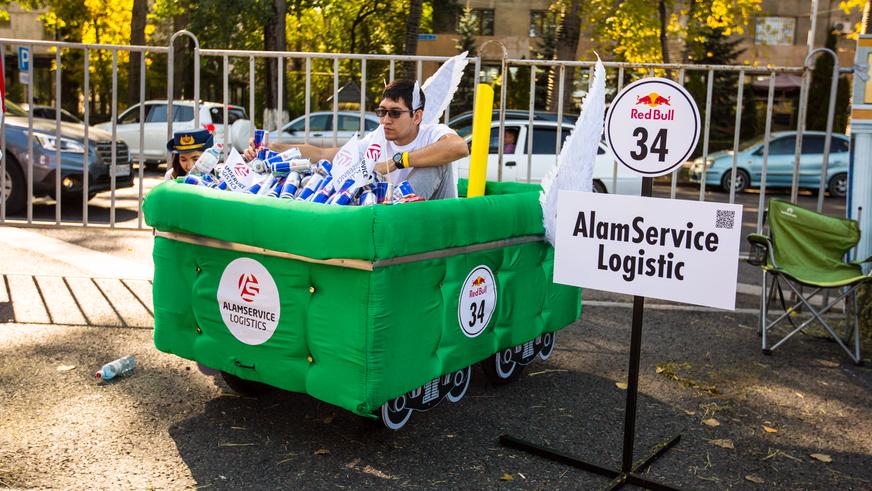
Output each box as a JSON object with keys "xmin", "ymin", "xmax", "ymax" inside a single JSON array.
[{"xmin": 180, "ymin": 135, "xmax": 195, "ymax": 145}]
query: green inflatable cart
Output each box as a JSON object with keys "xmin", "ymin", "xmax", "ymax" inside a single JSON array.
[{"xmin": 144, "ymin": 179, "xmax": 580, "ymax": 429}]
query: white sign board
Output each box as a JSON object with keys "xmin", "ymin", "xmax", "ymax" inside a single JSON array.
[
  {"xmin": 605, "ymin": 77, "xmax": 700, "ymax": 177},
  {"xmin": 17, "ymin": 47, "xmax": 30, "ymax": 85},
  {"xmin": 554, "ymin": 191, "xmax": 743, "ymax": 310}
]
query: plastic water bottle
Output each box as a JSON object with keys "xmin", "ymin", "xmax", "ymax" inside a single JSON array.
[
  {"xmin": 95, "ymin": 355, "xmax": 136, "ymax": 381},
  {"xmin": 190, "ymin": 144, "xmax": 223, "ymax": 175}
]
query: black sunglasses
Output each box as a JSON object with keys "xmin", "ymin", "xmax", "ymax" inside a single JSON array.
[{"xmin": 374, "ymin": 107, "xmax": 413, "ymax": 119}]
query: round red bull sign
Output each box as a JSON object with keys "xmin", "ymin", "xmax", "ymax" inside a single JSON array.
[
  {"xmin": 217, "ymin": 257, "xmax": 281, "ymax": 345},
  {"xmin": 458, "ymin": 265, "xmax": 497, "ymax": 338},
  {"xmin": 605, "ymin": 77, "xmax": 700, "ymax": 177}
]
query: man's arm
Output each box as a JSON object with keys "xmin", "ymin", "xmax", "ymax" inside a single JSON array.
[{"xmin": 375, "ymin": 134, "xmax": 469, "ymax": 174}]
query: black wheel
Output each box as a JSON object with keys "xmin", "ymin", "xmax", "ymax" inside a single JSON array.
[
  {"xmin": 145, "ymin": 161, "xmax": 162, "ymax": 171},
  {"xmin": 481, "ymin": 349, "xmax": 525, "ymax": 385},
  {"xmin": 592, "ymin": 180, "xmax": 608, "ymax": 193},
  {"xmin": 828, "ymin": 172, "xmax": 847, "ymax": 198},
  {"xmin": 2, "ymin": 157, "xmax": 26, "ymax": 215},
  {"xmin": 720, "ymin": 169, "xmax": 750, "ymax": 193},
  {"xmin": 539, "ymin": 332, "xmax": 556, "ymax": 361},
  {"xmin": 220, "ymin": 371, "xmax": 273, "ymax": 397},
  {"xmin": 446, "ymin": 366, "xmax": 472, "ymax": 402},
  {"xmin": 378, "ymin": 396, "xmax": 413, "ymax": 430}
]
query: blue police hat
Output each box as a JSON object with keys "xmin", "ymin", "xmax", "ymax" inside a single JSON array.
[{"xmin": 166, "ymin": 128, "xmax": 213, "ymax": 153}]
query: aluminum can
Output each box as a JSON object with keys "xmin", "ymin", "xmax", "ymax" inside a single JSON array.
[{"xmin": 279, "ymin": 171, "xmax": 302, "ymax": 199}]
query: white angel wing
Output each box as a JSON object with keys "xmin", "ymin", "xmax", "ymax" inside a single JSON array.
[
  {"xmin": 421, "ymin": 51, "xmax": 469, "ymax": 125},
  {"xmin": 540, "ymin": 57, "xmax": 606, "ymax": 246}
]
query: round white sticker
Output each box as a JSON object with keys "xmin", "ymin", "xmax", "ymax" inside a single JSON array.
[
  {"xmin": 605, "ymin": 77, "xmax": 701, "ymax": 177},
  {"xmin": 458, "ymin": 265, "xmax": 497, "ymax": 338},
  {"xmin": 217, "ymin": 257, "xmax": 281, "ymax": 345}
]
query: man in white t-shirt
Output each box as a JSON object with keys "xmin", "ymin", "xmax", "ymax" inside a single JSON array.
[{"xmin": 247, "ymin": 79, "xmax": 469, "ymax": 200}]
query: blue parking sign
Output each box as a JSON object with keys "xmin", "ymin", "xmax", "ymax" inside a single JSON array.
[
  {"xmin": 18, "ymin": 47, "xmax": 30, "ymax": 85},
  {"xmin": 18, "ymin": 47, "xmax": 29, "ymax": 71}
]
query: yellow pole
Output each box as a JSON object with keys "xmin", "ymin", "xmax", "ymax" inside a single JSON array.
[{"xmin": 467, "ymin": 83, "xmax": 494, "ymax": 198}]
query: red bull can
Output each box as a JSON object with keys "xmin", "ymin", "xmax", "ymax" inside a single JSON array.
[
  {"xmin": 279, "ymin": 171, "xmax": 302, "ymax": 199},
  {"xmin": 182, "ymin": 175, "xmax": 210, "ymax": 187},
  {"xmin": 372, "ymin": 182, "xmax": 389, "ymax": 203},
  {"xmin": 317, "ymin": 159, "xmax": 333, "ymax": 176},
  {"xmin": 311, "ymin": 182, "xmax": 335, "ymax": 204},
  {"xmin": 391, "ymin": 180, "xmax": 415, "ymax": 202},
  {"xmin": 267, "ymin": 176, "xmax": 284, "ymax": 198},
  {"xmin": 297, "ymin": 173, "xmax": 324, "ymax": 201},
  {"xmin": 330, "ymin": 189, "xmax": 355, "ymax": 206},
  {"xmin": 357, "ymin": 186, "xmax": 377, "ymax": 206},
  {"xmin": 246, "ymin": 175, "xmax": 276, "ymax": 195},
  {"xmin": 254, "ymin": 129, "xmax": 268, "ymax": 149}
]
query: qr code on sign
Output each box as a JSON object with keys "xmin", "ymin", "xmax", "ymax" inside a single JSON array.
[{"xmin": 716, "ymin": 210, "xmax": 735, "ymax": 229}]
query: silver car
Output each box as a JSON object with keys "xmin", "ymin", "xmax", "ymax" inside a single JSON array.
[{"xmin": 269, "ymin": 111, "xmax": 380, "ymax": 147}]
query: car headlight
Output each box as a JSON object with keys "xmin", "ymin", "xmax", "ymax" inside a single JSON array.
[{"xmin": 33, "ymin": 133, "xmax": 86, "ymax": 154}]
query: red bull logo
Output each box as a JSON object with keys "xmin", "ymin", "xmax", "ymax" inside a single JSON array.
[
  {"xmin": 631, "ymin": 91, "xmax": 675, "ymax": 121},
  {"xmin": 635, "ymin": 92, "xmax": 671, "ymax": 107},
  {"xmin": 237, "ymin": 273, "xmax": 260, "ymax": 302},
  {"xmin": 468, "ymin": 276, "xmax": 488, "ymax": 298}
]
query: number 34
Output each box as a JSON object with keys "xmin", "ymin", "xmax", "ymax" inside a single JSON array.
[{"xmin": 630, "ymin": 127, "xmax": 668, "ymax": 162}]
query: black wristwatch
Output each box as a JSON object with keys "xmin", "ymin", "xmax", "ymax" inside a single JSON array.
[{"xmin": 392, "ymin": 152, "xmax": 405, "ymax": 169}]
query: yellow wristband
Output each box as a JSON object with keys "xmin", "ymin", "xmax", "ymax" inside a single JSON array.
[{"xmin": 402, "ymin": 151, "xmax": 410, "ymax": 169}]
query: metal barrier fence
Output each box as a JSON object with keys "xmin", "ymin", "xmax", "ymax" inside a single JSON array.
[{"xmin": 0, "ymin": 32, "xmax": 849, "ymax": 241}]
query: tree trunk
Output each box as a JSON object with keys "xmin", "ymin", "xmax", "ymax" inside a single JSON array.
[
  {"xmin": 172, "ymin": 7, "xmax": 191, "ymax": 100},
  {"xmin": 548, "ymin": 0, "xmax": 581, "ymax": 113},
  {"xmin": 264, "ymin": 0, "xmax": 288, "ymax": 129},
  {"xmin": 658, "ymin": 0, "xmax": 670, "ymax": 64},
  {"xmin": 681, "ymin": 0, "xmax": 697, "ymax": 63},
  {"xmin": 863, "ymin": 0, "xmax": 872, "ymax": 34},
  {"xmin": 127, "ymin": 0, "xmax": 148, "ymax": 106},
  {"xmin": 401, "ymin": 0, "xmax": 423, "ymax": 79}
]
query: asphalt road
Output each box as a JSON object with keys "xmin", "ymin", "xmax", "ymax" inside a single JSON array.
[{"xmin": 0, "ymin": 169, "xmax": 868, "ymax": 489}]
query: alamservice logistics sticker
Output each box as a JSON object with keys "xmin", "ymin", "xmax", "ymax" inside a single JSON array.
[
  {"xmin": 218, "ymin": 257, "xmax": 281, "ymax": 345},
  {"xmin": 458, "ymin": 265, "xmax": 497, "ymax": 338}
]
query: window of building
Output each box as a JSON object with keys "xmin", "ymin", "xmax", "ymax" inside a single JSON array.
[
  {"xmin": 458, "ymin": 8, "xmax": 495, "ymax": 36},
  {"xmin": 755, "ymin": 17, "xmax": 796, "ymax": 45},
  {"xmin": 529, "ymin": 10, "xmax": 547, "ymax": 38}
]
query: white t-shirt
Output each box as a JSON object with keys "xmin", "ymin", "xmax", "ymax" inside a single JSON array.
[{"xmin": 359, "ymin": 123, "xmax": 458, "ymax": 200}]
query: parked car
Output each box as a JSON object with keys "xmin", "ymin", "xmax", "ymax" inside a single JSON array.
[
  {"xmin": 2, "ymin": 99, "xmax": 133, "ymax": 215},
  {"xmin": 448, "ymin": 110, "xmax": 578, "ymax": 138},
  {"xmin": 269, "ymin": 111, "xmax": 380, "ymax": 147},
  {"xmin": 95, "ymin": 100, "xmax": 251, "ymax": 168},
  {"xmin": 453, "ymin": 120, "xmax": 642, "ymax": 195},
  {"xmin": 687, "ymin": 131, "xmax": 850, "ymax": 197},
  {"xmin": 20, "ymin": 104, "xmax": 84, "ymax": 125}
]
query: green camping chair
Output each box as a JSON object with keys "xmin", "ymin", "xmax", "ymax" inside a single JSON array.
[{"xmin": 747, "ymin": 199, "xmax": 871, "ymax": 365}]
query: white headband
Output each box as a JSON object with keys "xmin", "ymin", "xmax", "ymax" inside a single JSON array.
[{"xmin": 411, "ymin": 80, "xmax": 422, "ymax": 111}]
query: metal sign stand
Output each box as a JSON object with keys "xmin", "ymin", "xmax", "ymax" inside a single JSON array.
[{"xmin": 499, "ymin": 177, "xmax": 682, "ymax": 491}]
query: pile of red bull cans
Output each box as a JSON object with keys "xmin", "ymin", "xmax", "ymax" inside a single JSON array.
[{"xmin": 178, "ymin": 130, "xmax": 423, "ymax": 206}]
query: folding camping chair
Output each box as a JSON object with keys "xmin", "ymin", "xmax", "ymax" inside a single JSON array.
[{"xmin": 747, "ymin": 199, "xmax": 871, "ymax": 365}]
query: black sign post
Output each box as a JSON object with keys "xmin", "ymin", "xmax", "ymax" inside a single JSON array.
[{"xmin": 499, "ymin": 177, "xmax": 682, "ymax": 491}]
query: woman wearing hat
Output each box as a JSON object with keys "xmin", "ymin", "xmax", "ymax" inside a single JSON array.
[{"xmin": 164, "ymin": 128, "xmax": 214, "ymax": 180}]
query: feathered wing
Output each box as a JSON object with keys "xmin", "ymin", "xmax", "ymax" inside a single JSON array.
[
  {"xmin": 540, "ymin": 58, "xmax": 606, "ymax": 246},
  {"xmin": 421, "ymin": 51, "xmax": 469, "ymax": 125}
]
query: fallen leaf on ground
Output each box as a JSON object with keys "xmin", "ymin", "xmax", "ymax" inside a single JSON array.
[
  {"xmin": 56, "ymin": 365, "xmax": 76, "ymax": 371},
  {"xmin": 709, "ymin": 439, "xmax": 734, "ymax": 449},
  {"xmin": 615, "ymin": 382, "xmax": 628, "ymax": 390},
  {"xmin": 762, "ymin": 425, "xmax": 778, "ymax": 433},
  {"xmin": 323, "ymin": 414, "xmax": 335, "ymax": 424},
  {"xmin": 655, "ymin": 366, "xmax": 665, "ymax": 374},
  {"xmin": 810, "ymin": 453, "xmax": 832, "ymax": 463},
  {"xmin": 684, "ymin": 410, "xmax": 696, "ymax": 416},
  {"xmin": 794, "ymin": 392, "xmax": 805, "ymax": 399},
  {"xmin": 314, "ymin": 448, "xmax": 331, "ymax": 456},
  {"xmin": 703, "ymin": 418, "xmax": 721, "ymax": 427},
  {"xmin": 500, "ymin": 473, "xmax": 514, "ymax": 481},
  {"xmin": 745, "ymin": 474, "xmax": 765, "ymax": 484}
]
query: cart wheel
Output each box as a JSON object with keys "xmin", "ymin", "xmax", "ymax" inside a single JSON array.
[
  {"xmin": 220, "ymin": 371, "xmax": 273, "ymax": 397},
  {"xmin": 446, "ymin": 366, "xmax": 472, "ymax": 403},
  {"xmin": 481, "ymin": 348, "xmax": 525, "ymax": 385},
  {"xmin": 379, "ymin": 396, "xmax": 413, "ymax": 430},
  {"xmin": 539, "ymin": 332, "xmax": 556, "ymax": 361}
]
